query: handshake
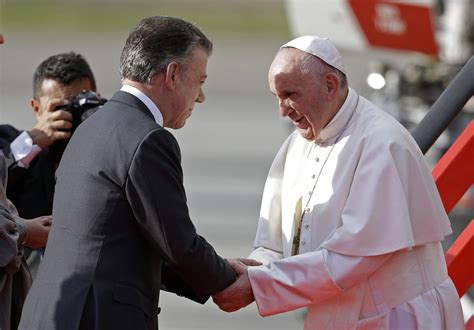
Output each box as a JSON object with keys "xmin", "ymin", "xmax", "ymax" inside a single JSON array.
[{"xmin": 212, "ymin": 258, "xmax": 263, "ymax": 312}]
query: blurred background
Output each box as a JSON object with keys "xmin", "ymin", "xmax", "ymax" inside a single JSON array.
[{"xmin": 0, "ymin": 0, "xmax": 472, "ymax": 328}]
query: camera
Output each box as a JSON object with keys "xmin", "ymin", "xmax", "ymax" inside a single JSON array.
[
  {"xmin": 50, "ymin": 90, "xmax": 107, "ymax": 163},
  {"xmin": 55, "ymin": 90, "xmax": 107, "ymax": 131}
]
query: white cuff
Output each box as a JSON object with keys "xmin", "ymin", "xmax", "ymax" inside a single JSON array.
[
  {"xmin": 248, "ymin": 250, "xmax": 343, "ymax": 316},
  {"xmin": 324, "ymin": 249, "xmax": 392, "ymax": 290},
  {"xmin": 10, "ymin": 131, "xmax": 42, "ymax": 167}
]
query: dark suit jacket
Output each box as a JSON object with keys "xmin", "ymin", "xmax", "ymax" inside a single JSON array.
[
  {"xmin": 19, "ymin": 91, "xmax": 236, "ymax": 330},
  {"xmin": 0, "ymin": 124, "xmax": 56, "ymax": 219}
]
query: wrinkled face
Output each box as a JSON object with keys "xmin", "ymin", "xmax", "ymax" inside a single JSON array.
[
  {"xmin": 33, "ymin": 78, "xmax": 94, "ymax": 116},
  {"xmin": 167, "ymin": 47, "xmax": 208, "ymax": 129},
  {"xmin": 268, "ymin": 48, "xmax": 333, "ymax": 141}
]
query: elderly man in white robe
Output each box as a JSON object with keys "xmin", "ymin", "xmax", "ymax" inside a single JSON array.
[{"xmin": 213, "ymin": 36, "xmax": 465, "ymax": 329}]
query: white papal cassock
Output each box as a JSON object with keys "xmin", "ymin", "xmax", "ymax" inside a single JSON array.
[{"xmin": 248, "ymin": 88, "xmax": 465, "ymax": 329}]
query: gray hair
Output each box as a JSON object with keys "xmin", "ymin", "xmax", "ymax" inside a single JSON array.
[
  {"xmin": 120, "ymin": 16, "xmax": 212, "ymax": 84},
  {"xmin": 299, "ymin": 53, "xmax": 348, "ymax": 89}
]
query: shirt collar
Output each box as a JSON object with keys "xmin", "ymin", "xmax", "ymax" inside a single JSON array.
[
  {"xmin": 120, "ymin": 84, "xmax": 164, "ymax": 126},
  {"xmin": 318, "ymin": 87, "xmax": 358, "ymax": 143}
]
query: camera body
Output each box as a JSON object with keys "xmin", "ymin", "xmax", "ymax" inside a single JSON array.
[{"xmin": 55, "ymin": 90, "xmax": 107, "ymax": 131}]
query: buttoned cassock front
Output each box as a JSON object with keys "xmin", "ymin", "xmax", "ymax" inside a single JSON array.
[{"xmin": 248, "ymin": 89, "xmax": 464, "ymax": 329}]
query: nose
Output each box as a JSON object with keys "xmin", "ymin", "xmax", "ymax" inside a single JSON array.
[
  {"xmin": 279, "ymin": 98, "xmax": 292, "ymax": 117},
  {"xmin": 196, "ymin": 88, "xmax": 205, "ymax": 103}
]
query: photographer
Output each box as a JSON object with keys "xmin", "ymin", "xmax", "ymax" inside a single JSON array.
[{"xmin": 0, "ymin": 52, "xmax": 102, "ymax": 276}]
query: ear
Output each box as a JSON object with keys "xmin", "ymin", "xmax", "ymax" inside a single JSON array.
[
  {"xmin": 30, "ymin": 98, "xmax": 42, "ymax": 117},
  {"xmin": 164, "ymin": 62, "xmax": 180, "ymax": 90},
  {"xmin": 325, "ymin": 73, "xmax": 339, "ymax": 100}
]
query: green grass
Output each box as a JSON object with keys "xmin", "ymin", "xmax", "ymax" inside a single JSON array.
[{"xmin": 1, "ymin": 1, "xmax": 290, "ymax": 38}]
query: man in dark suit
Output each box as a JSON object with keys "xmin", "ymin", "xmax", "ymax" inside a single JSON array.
[
  {"xmin": 0, "ymin": 52, "xmax": 98, "ymax": 276},
  {"xmin": 19, "ymin": 16, "xmax": 238, "ymax": 329}
]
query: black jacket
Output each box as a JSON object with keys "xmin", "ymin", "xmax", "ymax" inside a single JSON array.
[{"xmin": 0, "ymin": 124, "xmax": 55, "ymax": 219}]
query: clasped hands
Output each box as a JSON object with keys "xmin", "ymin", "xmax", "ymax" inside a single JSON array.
[{"xmin": 212, "ymin": 258, "xmax": 262, "ymax": 312}]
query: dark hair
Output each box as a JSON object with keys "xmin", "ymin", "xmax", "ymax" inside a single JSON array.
[
  {"xmin": 33, "ymin": 52, "xmax": 96, "ymax": 99},
  {"xmin": 120, "ymin": 16, "xmax": 212, "ymax": 83}
]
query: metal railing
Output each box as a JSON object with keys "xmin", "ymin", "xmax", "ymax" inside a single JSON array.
[{"xmin": 411, "ymin": 56, "xmax": 474, "ymax": 154}]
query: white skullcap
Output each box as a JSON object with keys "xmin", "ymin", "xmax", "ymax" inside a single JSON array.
[{"xmin": 280, "ymin": 36, "xmax": 346, "ymax": 75}]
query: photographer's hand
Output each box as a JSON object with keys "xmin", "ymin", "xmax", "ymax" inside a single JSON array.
[{"xmin": 29, "ymin": 98, "xmax": 73, "ymax": 148}]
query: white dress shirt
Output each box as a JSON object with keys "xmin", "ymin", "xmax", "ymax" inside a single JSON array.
[
  {"xmin": 120, "ymin": 85, "xmax": 163, "ymax": 126},
  {"xmin": 10, "ymin": 132, "xmax": 42, "ymax": 168}
]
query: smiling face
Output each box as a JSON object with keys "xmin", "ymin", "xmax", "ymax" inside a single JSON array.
[
  {"xmin": 268, "ymin": 48, "xmax": 338, "ymax": 141},
  {"xmin": 165, "ymin": 47, "xmax": 208, "ymax": 129}
]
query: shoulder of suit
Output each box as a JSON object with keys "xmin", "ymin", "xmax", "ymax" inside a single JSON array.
[
  {"xmin": 144, "ymin": 127, "xmax": 179, "ymax": 147},
  {"xmin": 130, "ymin": 128, "xmax": 182, "ymax": 166}
]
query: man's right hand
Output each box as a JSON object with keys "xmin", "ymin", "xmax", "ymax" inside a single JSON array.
[
  {"xmin": 24, "ymin": 216, "xmax": 52, "ymax": 249},
  {"xmin": 212, "ymin": 258, "xmax": 262, "ymax": 312},
  {"xmin": 29, "ymin": 98, "xmax": 73, "ymax": 148}
]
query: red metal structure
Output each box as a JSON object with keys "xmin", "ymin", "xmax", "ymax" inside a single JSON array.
[{"xmin": 433, "ymin": 120, "xmax": 474, "ymax": 327}]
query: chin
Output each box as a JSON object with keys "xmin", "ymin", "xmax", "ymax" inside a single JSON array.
[
  {"xmin": 297, "ymin": 128, "xmax": 315, "ymax": 141},
  {"xmin": 173, "ymin": 121, "xmax": 187, "ymax": 129}
]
